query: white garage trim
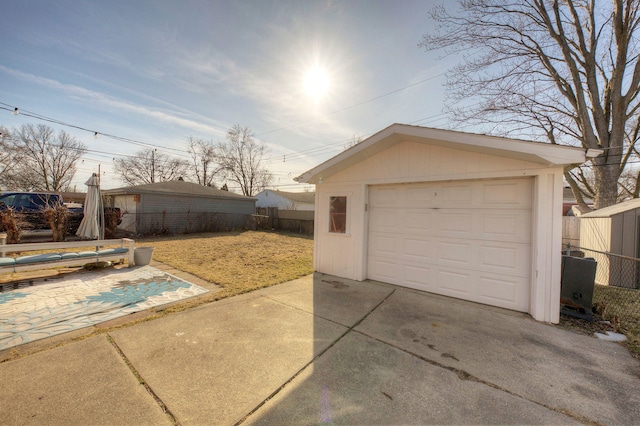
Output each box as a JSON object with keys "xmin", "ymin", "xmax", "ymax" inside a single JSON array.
[
  {"xmin": 298, "ymin": 124, "xmax": 588, "ymax": 323},
  {"xmin": 367, "ymin": 178, "xmax": 533, "ymax": 312}
]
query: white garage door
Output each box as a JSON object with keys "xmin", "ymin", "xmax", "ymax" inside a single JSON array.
[{"xmin": 367, "ymin": 178, "xmax": 532, "ymax": 312}]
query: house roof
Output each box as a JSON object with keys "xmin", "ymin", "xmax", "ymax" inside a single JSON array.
[
  {"xmin": 103, "ymin": 180, "xmax": 255, "ymax": 200},
  {"xmin": 295, "ymin": 123, "xmax": 593, "ymax": 184},
  {"xmin": 581, "ymin": 198, "xmax": 640, "ymax": 218},
  {"xmin": 60, "ymin": 191, "xmax": 88, "ymax": 203},
  {"xmin": 260, "ymin": 190, "xmax": 315, "ymax": 204},
  {"xmin": 563, "ymin": 187, "xmax": 593, "ymax": 204}
]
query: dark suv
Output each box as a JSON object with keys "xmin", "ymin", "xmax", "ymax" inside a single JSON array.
[{"xmin": 0, "ymin": 192, "xmax": 81, "ymax": 231}]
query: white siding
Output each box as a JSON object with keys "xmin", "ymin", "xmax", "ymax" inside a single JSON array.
[
  {"xmin": 255, "ymin": 191, "xmax": 314, "ymax": 211},
  {"xmin": 314, "ymin": 140, "xmax": 565, "ymax": 323},
  {"xmin": 580, "ymin": 218, "xmax": 612, "ymax": 253},
  {"xmin": 579, "ymin": 217, "xmax": 612, "ymax": 286},
  {"xmin": 114, "ymin": 195, "xmax": 138, "ymax": 234}
]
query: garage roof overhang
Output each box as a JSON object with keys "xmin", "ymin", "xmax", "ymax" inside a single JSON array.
[{"xmin": 295, "ymin": 123, "xmax": 596, "ymax": 184}]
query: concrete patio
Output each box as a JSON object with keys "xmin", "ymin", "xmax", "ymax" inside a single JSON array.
[{"xmin": 1, "ymin": 272, "xmax": 638, "ymax": 425}]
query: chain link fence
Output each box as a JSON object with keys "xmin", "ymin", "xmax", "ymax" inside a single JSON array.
[
  {"xmin": 117, "ymin": 211, "xmax": 255, "ymax": 236},
  {"xmin": 254, "ymin": 208, "xmax": 314, "ymax": 234},
  {"xmin": 565, "ymin": 245, "xmax": 640, "ymax": 346}
]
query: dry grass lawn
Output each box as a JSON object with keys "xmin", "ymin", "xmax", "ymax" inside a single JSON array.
[
  {"xmin": 4, "ymin": 230, "xmax": 639, "ymax": 359},
  {"xmin": 593, "ymin": 284, "xmax": 640, "ymax": 357},
  {"xmin": 0, "ymin": 231, "xmax": 313, "ymax": 361},
  {"xmin": 142, "ymin": 230, "xmax": 314, "ymax": 298}
]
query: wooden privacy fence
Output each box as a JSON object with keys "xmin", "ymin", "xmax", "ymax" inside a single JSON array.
[
  {"xmin": 120, "ymin": 211, "xmax": 253, "ymax": 235},
  {"xmin": 562, "ymin": 216, "xmax": 580, "ymax": 247},
  {"xmin": 255, "ymin": 208, "xmax": 314, "ymax": 235}
]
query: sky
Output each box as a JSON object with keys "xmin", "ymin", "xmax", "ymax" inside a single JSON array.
[{"xmin": 0, "ymin": 0, "xmax": 457, "ymax": 193}]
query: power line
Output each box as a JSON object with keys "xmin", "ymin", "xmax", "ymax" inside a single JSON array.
[
  {"xmin": 0, "ymin": 103, "xmax": 191, "ymax": 159},
  {"xmin": 2, "ymin": 72, "xmax": 445, "ymax": 158},
  {"xmin": 2, "ymin": 71, "xmax": 449, "ymax": 169}
]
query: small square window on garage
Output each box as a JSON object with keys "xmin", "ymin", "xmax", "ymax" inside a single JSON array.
[{"xmin": 329, "ymin": 196, "xmax": 347, "ymax": 233}]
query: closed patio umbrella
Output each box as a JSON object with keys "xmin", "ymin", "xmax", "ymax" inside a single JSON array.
[{"xmin": 76, "ymin": 173, "xmax": 103, "ymax": 240}]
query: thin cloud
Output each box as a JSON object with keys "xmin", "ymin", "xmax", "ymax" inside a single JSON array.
[{"xmin": 0, "ymin": 65, "xmax": 228, "ymax": 138}]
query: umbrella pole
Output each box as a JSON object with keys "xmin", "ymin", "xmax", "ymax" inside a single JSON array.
[{"xmin": 96, "ymin": 185, "xmax": 104, "ymax": 251}]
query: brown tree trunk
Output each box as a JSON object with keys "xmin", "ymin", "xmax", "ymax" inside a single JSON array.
[{"xmin": 593, "ymin": 164, "xmax": 621, "ymax": 209}]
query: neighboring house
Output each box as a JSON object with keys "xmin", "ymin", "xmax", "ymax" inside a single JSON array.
[
  {"xmin": 60, "ymin": 191, "xmax": 89, "ymax": 205},
  {"xmin": 102, "ymin": 180, "xmax": 256, "ymax": 235},
  {"xmin": 254, "ymin": 190, "xmax": 315, "ymax": 211},
  {"xmin": 562, "ymin": 186, "xmax": 593, "ymax": 216},
  {"xmin": 580, "ymin": 198, "xmax": 640, "ymax": 288},
  {"xmin": 296, "ymin": 123, "xmax": 592, "ymax": 323},
  {"xmin": 562, "ymin": 187, "xmax": 593, "ymax": 247}
]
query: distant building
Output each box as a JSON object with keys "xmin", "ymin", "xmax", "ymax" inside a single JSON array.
[
  {"xmin": 254, "ymin": 189, "xmax": 315, "ymax": 211},
  {"xmin": 563, "ymin": 186, "xmax": 593, "ymax": 216},
  {"xmin": 103, "ymin": 180, "xmax": 256, "ymax": 235},
  {"xmin": 60, "ymin": 191, "xmax": 88, "ymax": 205},
  {"xmin": 580, "ymin": 198, "xmax": 640, "ymax": 288}
]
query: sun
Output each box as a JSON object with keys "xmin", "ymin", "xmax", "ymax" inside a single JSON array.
[{"xmin": 303, "ymin": 66, "xmax": 331, "ymax": 100}]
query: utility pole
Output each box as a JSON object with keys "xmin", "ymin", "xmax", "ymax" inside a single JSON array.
[{"xmin": 151, "ymin": 149, "xmax": 156, "ymax": 183}]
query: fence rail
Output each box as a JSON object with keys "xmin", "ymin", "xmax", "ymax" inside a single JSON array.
[
  {"xmin": 562, "ymin": 216, "xmax": 580, "ymax": 246},
  {"xmin": 119, "ymin": 211, "xmax": 254, "ymax": 236},
  {"xmin": 255, "ymin": 207, "xmax": 314, "ymax": 235},
  {"xmin": 565, "ymin": 244, "xmax": 640, "ymax": 345},
  {"xmin": 566, "ymin": 244, "xmax": 639, "ymax": 289}
]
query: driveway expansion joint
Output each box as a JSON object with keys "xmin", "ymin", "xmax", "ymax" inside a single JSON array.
[
  {"xmin": 259, "ymin": 293, "xmax": 356, "ymax": 328},
  {"xmin": 353, "ymin": 329, "xmax": 600, "ymax": 426},
  {"xmin": 235, "ymin": 289, "xmax": 397, "ymax": 425},
  {"xmin": 106, "ymin": 333, "xmax": 179, "ymax": 426}
]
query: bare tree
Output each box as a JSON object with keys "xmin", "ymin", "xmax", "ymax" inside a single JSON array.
[
  {"xmin": 187, "ymin": 137, "xmax": 220, "ymax": 187},
  {"xmin": 420, "ymin": 0, "xmax": 640, "ymax": 209},
  {"xmin": 1, "ymin": 124, "xmax": 86, "ymax": 191},
  {"xmin": 216, "ymin": 125, "xmax": 273, "ymax": 196},
  {"xmin": 113, "ymin": 148, "xmax": 189, "ymax": 186},
  {"xmin": 0, "ymin": 126, "xmax": 25, "ymax": 190},
  {"xmin": 344, "ymin": 134, "xmax": 364, "ymax": 150}
]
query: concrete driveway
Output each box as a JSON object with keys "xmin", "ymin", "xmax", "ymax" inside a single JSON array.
[{"xmin": 1, "ymin": 273, "xmax": 639, "ymax": 425}]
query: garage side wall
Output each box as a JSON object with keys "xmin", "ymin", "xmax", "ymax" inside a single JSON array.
[
  {"xmin": 113, "ymin": 195, "xmax": 138, "ymax": 234},
  {"xmin": 314, "ymin": 183, "xmax": 366, "ymax": 279},
  {"xmin": 314, "ymin": 140, "xmax": 565, "ymax": 323},
  {"xmin": 138, "ymin": 194, "xmax": 255, "ymax": 234}
]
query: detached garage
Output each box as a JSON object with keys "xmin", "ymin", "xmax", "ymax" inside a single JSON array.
[
  {"xmin": 103, "ymin": 180, "xmax": 256, "ymax": 235},
  {"xmin": 295, "ymin": 124, "xmax": 592, "ymax": 323}
]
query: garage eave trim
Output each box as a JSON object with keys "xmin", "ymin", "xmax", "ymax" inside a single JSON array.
[{"xmin": 295, "ymin": 123, "xmax": 587, "ymax": 184}]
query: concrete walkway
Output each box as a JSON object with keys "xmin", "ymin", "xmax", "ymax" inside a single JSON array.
[{"xmin": 1, "ymin": 273, "xmax": 639, "ymax": 425}]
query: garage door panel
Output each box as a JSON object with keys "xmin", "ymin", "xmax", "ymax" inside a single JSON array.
[
  {"xmin": 404, "ymin": 211, "xmax": 434, "ymax": 232},
  {"xmin": 480, "ymin": 211, "xmax": 531, "ymax": 242},
  {"xmin": 438, "ymin": 212, "xmax": 473, "ymax": 235},
  {"xmin": 405, "ymin": 186, "xmax": 436, "ymax": 205},
  {"xmin": 370, "ymin": 187, "xmax": 399, "ymax": 205},
  {"xmin": 437, "ymin": 269, "xmax": 473, "ymax": 296},
  {"xmin": 369, "ymin": 258, "xmax": 398, "ymax": 281},
  {"xmin": 403, "ymin": 238, "xmax": 433, "ymax": 261},
  {"xmin": 391, "ymin": 240, "xmax": 529, "ymax": 278},
  {"xmin": 440, "ymin": 183, "xmax": 473, "ymax": 205},
  {"xmin": 479, "ymin": 243, "xmax": 530, "ymax": 277},
  {"xmin": 368, "ymin": 178, "xmax": 532, "ymax": 313},
  {"xmin": 481, "ymin": 180, "xmax": 532, "ymax": 207},
  {"xmin": 403, "ymin": 264, "xmax": 433, "ymax": 288},
  {"xmin": 420, "ymin": 210, "xmax": 530, "ymax": 242},
  {"xmin": 477, "ymin": 275, "xmax": 529, "ymax": 311},
  {"xmin": 437, "ymin": 241, "xmax": 472, "ymax": 267},
  {"xmin": 369, "ymin": 234, "xmax": 397, "ymax": 255},
  {"xmin": 369, "ymin": 209, "xmax": 398, "ymax": 232}
]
